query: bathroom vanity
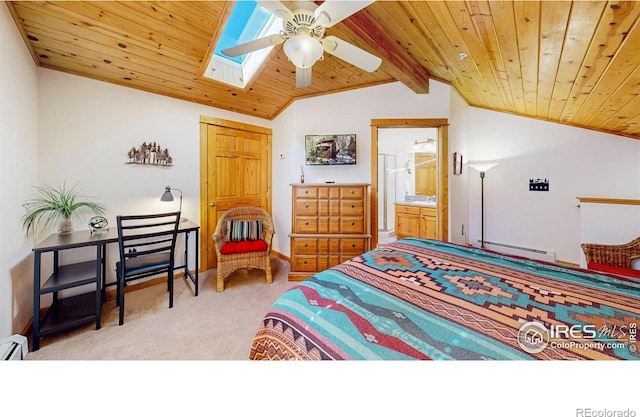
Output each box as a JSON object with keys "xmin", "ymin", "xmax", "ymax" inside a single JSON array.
[{"xmin": 394, "ymin": 199, "xmax": 438, "ymax": 240}]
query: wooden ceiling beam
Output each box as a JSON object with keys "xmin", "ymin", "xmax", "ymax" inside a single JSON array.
[{"xmin": 340, "ymin": 6, "xmax": 431, "ymax": 94}]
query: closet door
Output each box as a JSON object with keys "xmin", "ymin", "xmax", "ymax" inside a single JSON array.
[{"xmin": 200, "ymin": 117, "xmax": 272, "ymax": 270}]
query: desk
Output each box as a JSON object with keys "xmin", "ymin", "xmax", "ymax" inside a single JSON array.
[{"xmin": 31, "ymin": 220, "xmax": 199, "ymax": 351}]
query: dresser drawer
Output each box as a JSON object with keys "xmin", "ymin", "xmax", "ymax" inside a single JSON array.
[
  {"xmin": 293, "ymin": 238, "xmax": 318, "ymax": 254},
  {"xmin": 395, "ymin": 204, "xmax": 420, "ymax": 215},
  {"xmin": 340, "ymin": 238, "xmax": 367, "ymax": 254},
  {"xmin": 340, "ymin": 186, "xmax": 365, "ymax": 199},
  {"xmin": 292, "ymin": 256, "xmax": 317, "ymax": 272},
  {"xmin": 341, "ymin": 217, "xmax": 365, "ymax": 234},
  {"xmin": 420, "ymin": 207, "xmax": 437, "ymax": 217},
  {"xmin": 295, "ymin": 200, "xmax": 318, "ymax": 216},
  {"xmin": 296, "ymin": 187, "xmax": 318, "ymax": 199},
  {"xmin": 340, "ymin": 200, "xmax": 364, "ymax": 216},
  {"xmin": 294, "ymin": 218, "xmax": 318, "ymax": 233}
]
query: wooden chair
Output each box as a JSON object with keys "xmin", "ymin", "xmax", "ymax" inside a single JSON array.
[
  {"xmin": 581, "ymin": 237, "xmax": 640, "ymax": 269},
  {"xmin": 116, "ymin": 211, "xmax": 181, "ymax": 325},
  {"xmin": 212, "ymin": 206, "xmax": 274, "ymax": 292}
]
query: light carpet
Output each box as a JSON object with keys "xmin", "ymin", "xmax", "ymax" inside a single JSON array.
[{"xmin": 27, "ymin": 256, "xmax": 297, "ymax": 360}]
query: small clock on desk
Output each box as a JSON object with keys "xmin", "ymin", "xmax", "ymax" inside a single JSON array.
[{"xmin": 88, "ymin": 216, "xmax": 109, "ymax": 233}]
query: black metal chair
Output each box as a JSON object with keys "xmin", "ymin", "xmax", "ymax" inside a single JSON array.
[{"xmin": 116, "ymin": 211, "xmax": 181, "ymax": 325}]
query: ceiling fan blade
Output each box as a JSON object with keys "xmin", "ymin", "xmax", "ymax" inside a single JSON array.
[
  {"xmin": 221, "ymin": 34, "xmax": 285, "ymax": 57},
  {"xmin": 314, "ymin": 0, "xmax": 374, "ymax": 27},
  {"xmin": 257, "ymin": 0, "xmax": 294, "ymax": 20},
  {"xmin": 322, "ymin": 36, "xmax": 381, "ymax": 72},
  {"xmin": 296, "ymin": 66, "xmax": 312, "ymax": 88}
]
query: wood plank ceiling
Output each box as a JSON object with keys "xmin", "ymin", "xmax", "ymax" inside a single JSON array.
[{"xmin": 7, "ymin": 1, "xmax": 640, "ymax": 139}]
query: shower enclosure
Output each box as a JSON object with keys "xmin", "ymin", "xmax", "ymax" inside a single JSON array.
[{"xmin": 377, "ymin": 154, "xmax": 396, "ymax": 232}]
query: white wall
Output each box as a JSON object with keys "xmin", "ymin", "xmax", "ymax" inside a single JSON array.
[
  {"xmin": 271, "ymin": 81, "xmax": 451, "ymax": 255},
  {"xmin": 466, "ymin": 108, "xmax": 640, "ymax": 263},
  {"xmin": 38, "ymin": 69, "xmax": 272, "ymax": 230},
  {"xmin": 0, "ymin": 5, "xmax": 39, "ymax": 337},
  {"xmin": 448, "ymin": 89, "xmax": 470, "ymax": 246}
]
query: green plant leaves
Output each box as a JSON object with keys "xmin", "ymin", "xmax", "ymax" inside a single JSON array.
[{"xmin": 21, "ymin": 182, "xmax": 107, "ymax": 236}]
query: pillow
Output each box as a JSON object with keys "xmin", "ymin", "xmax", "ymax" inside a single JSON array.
[{"xmin": 226, "ymin": 219, "xmax": 264, "ymax": 242}]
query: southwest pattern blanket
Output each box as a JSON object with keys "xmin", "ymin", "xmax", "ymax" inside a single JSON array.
[{"xmin": 250, "ymin": 238, "xmax": 640, "ymax": 360}]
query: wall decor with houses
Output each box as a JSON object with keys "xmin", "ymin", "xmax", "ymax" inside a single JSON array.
[
  {"xmin": 125, "ymin": 141, "xmax": 173, "ymax": 167},
  {"xmin": 529, "ymin": 178, "xmax": 549, "ymax": 191}
]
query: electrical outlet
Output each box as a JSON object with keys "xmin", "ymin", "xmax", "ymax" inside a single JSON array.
[{"xmin": 461, "ymin": 224, "xmax": 465, "ymax": 236}]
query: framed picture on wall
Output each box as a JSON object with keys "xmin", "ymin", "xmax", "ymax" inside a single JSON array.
[
  {"xmin": 453, "ymin": 152, "xmax": 463, "ymax": 175},
  {"xmin": 305, "ymin": 134, "xmax": 356, "ymax": 165}
]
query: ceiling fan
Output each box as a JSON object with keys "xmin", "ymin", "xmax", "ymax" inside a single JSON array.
[{"xmin": 221, "ymin": 0, "xmax": 382, "ymax": 88}]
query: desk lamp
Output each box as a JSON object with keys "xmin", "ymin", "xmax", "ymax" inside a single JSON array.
[{"xmin": 161, "ymin": 186, "xmax": 187, "ymax": 222}]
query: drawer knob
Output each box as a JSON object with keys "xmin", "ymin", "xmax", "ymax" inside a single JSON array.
[
  {"xmin": 303, "ymin": 243, "xmax": 308, "ymax": 247},
  {"xmin": 351, "ymin": 243, "xmax": 356, "ymax": 248},
  {"xmin": 303, "ymin": 260, "xmax": 307, "ymax": 264},
  {"xmin": 305, "ymin": 221, "xmax": 309, "ymax": 225},
  {"xmin": 350, "ymin": 190, "xmax": 354, "ymax": 194},
  {"xmin": 351, "ymin": 204, "xmax": 355, "ymax": 208},
  {"xmin": 305, "ymin": 204, "xmax": 309, "ymax": 208},
  {"xmin": 351, "ymin": 222, "xmax": 355, "ymax": 225},
  {"xmin": 305, "ymin": 190, "xmax": 309, "ymax": 194}
]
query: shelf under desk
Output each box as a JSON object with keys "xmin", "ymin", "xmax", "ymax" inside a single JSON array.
[{"xmin": 31, "ymin": 221, "xmax": 200, "ymax": 351}]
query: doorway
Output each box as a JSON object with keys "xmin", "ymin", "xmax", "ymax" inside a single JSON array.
[
  {"xmin": 370, "ymin": 119, "xmax": 449, "ymax": 248},
  {"xmin": 377, "ymin": 127, "xmax": 438, "ymax": 239},
  {"xmin": 199, "ymin": 116, "xmax": 272, "ymax": 271}
]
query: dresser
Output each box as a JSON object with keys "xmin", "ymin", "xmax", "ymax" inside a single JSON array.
[{"xmin": 289, "ymin": 183, "xmax": 371, "ymax": 281}]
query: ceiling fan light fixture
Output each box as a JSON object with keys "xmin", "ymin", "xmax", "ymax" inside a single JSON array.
[{"xmin": 283, "ymin": 35, "xmax": 324, "ymax": 68}]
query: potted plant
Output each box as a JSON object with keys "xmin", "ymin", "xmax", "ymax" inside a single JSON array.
[{"xmin": 22, "ymin": 182, "xmax": 107, "ymax": 236}]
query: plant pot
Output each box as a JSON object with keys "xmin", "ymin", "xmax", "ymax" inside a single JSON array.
[{"xmin": 58, "ymin": 218, "xmax": 74, "ymax": 235}]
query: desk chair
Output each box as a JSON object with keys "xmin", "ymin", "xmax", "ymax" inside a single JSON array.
[{"xmin": 116, "ymin": 211, "xmax": 180, "ymax": 325}]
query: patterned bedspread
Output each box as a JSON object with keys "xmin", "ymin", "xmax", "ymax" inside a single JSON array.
[{"xmin": 250, "ymin": 238, "xmax": 640, "ymax": 360}]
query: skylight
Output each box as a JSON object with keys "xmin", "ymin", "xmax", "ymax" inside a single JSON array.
[{"xmin": 204, "ymin": 1, "xmax": 281, "ymax": 88}]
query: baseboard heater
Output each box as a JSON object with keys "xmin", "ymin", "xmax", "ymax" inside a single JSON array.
[
  {"xmin": 471, "ymin": 238, "xmax": 557, "ymax": 263},
  {"xmin": 1, "ymin": 335, "xmax": 28, "ymax": 360}
]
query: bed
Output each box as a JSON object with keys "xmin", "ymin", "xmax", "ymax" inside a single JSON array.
[{"xmin": 250, "ymin": 238, "xmax": 640, "ymax": 360}]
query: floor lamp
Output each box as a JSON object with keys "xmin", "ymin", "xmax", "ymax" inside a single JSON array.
[{"xmin": 466, "ymin": 162, "xmax": 499, "ymax": 248}]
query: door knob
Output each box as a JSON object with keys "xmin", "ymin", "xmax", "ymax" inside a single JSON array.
[{"xmin": 209, "ymin": 202, "xmax": 216, "ymax": 207}]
